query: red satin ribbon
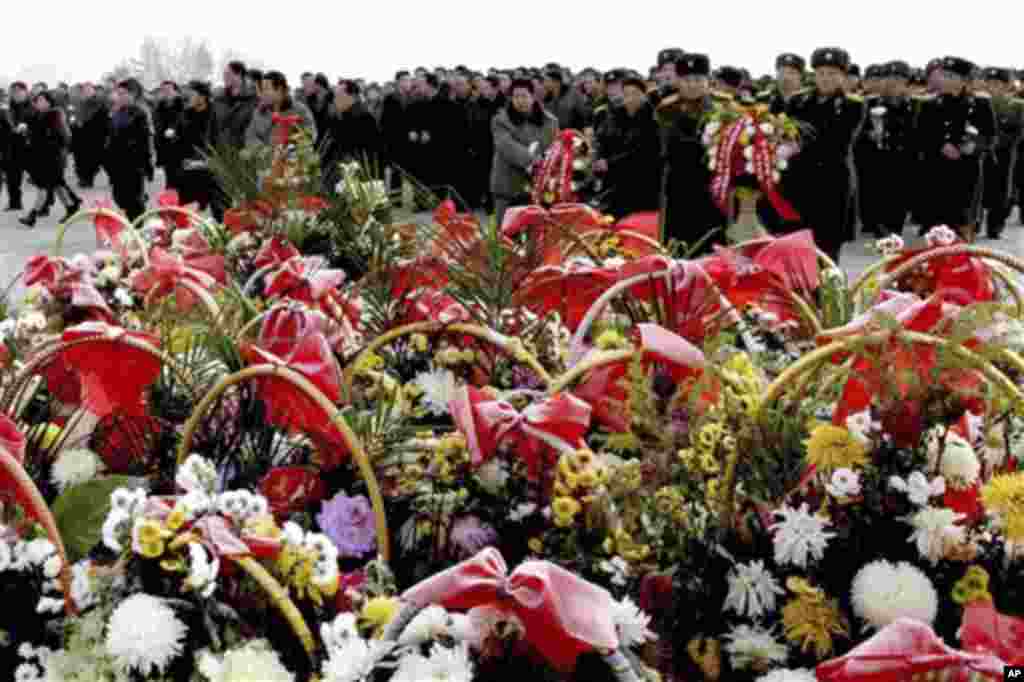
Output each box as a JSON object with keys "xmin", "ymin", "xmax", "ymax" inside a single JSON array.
[{"xmin": 403, "ymin": 547, "xmax": 620, "ymax": 670}]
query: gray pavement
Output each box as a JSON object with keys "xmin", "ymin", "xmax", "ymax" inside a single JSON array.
[{"xmin": 1, "ymin": 172, "xmax": 1023, "ymax": 307}]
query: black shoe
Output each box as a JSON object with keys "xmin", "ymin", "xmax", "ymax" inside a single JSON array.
[
  {"xmin": 37, "ymin": 207, "xmax": 51, "ymax": 218},
  {"xmin": 18, "ymin": 211, "xmax": 37, "ymax": 228},
  {"xmin": 5, "ymin": 203, "xmax": 22, "ymax": 212}
]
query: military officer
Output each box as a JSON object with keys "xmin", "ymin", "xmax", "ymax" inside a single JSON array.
[
  {"xmin": 914, "ymin": 56, "xmax": 996, "ymax": 242},
  {"xmin": 657, "ymin": 52, "xmax": 726, "ymax": 253},
  {"xmin": 756, "ymin": 53, "xmax": 807, "ymax": 114},
  {"xmin": 786, "ymin": 48, "xmax": 865, "ymax": 263},
  {"xmin": 856, "ymin": 61, "xmax": 917, "ymax": 237},
  {"xmin": 980, "ymin": 67, "xmax": 1024, "ymax": 238}
]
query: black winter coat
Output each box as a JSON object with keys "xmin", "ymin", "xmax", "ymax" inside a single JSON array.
[
  {"xmin": 106, "ymin": 105, "xmax": 152, "ymax": 178},
  {"xmin": 153, "ymin": 97, "xmax": 185, "ymax": 167},
  {"xmin": 26, "ymin": 109, "xmax": 71, "ymax": 187},
  {"xmin": 211, "ymin": 88, "xmax": 258, "ymax": 150},
  {"xmin": 596, "ymin": 101, "xmax": 662, "ymax": 217},
  {"xmin": 320, "ymin": 101, "xmax": 383, "ymax": 189}
]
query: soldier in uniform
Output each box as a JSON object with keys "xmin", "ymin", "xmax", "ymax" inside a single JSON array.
[
  {"xmin": 846, "ymin": 64, "xmax": 863, "ymax": 94},
  {"xmin": 786, "ymin": 48, "xmax": 865, "ymax": 263},
  {"xmin": 713, "ymin": 67, "xmax": 744, "ymax": 98},
  {"xmin": 756, "ymin": 53, "xmax": 806, "ymax": 114},
  {"xmin": 657, "ymin": 53, "xmax": 726, "ymax": 254},
  {"xmin": 914, "ymin": 56, "xmax": 996, "ymax": 241},
  {"xmin": 980, "ymin": 67, "xmax": 1024, "ymax": 238},
  {"xmin": 856, "ymin": 61, "xmax": 917, "ymax": 237},
  {"xmin": 862, "ymin": 65, "xmax": 885, "ymax": 97}
]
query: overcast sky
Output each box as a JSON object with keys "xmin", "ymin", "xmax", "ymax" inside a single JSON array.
[{"xmin": 4, "ymin": 1, "xmax": 1024, "ymax": 85}]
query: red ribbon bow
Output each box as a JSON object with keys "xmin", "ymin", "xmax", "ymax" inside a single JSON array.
[
  {"xmin": 130, "ymin": 247, "xmax": 220, "ymax": 312},
  {"xmin": 449, "ymin": 386, "xmax": 591, "ymax": 478},
  {"xmin": 92, "ymin": 199, "xmax": 127, "ymax": 253},
  {"xmin": 270, "ymin": 113, "xmax": 303, "ymax": 146},
  {"xmin": 403, "ymin": 547, "xmax": 620, "ymax": 670},
  {"xmin": 816, "ymin": 617, "xmax": 1006, "ymax": 681},
  {"xmin": 23, "ymin": 255, "xmax": 114, "ymax": 323},
  {"xmin": 253, "ymin": 236, "xmax": 302, "ymax": 270}
]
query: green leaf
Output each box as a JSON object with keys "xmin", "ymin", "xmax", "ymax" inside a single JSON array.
[{"xmin": 52, "ymin": 475, "xmax": 137, "ymax": 562}]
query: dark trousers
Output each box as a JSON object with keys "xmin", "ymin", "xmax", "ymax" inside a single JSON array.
[
  {"xmin": 110, "ymin": 171, "xmax": 146, "ymax": 222},
  {"xmin": 74, "ymin": 143, "xmax": 104, "ymax": 186},
  {"xmin": 860, "ymin": 152, "xmax": 911, "ymax": 236},
  {"xmin": 984, "ymin": 149, "xmax": 1015, "ymax": 235},
  {"xmin": 4, "ymin": 159, "xmax": 24, "ymax": 207}
]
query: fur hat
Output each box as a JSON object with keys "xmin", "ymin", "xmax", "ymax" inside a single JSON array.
[
  {"xmin": 810, "ymin": 48, "xmax": 850, "ymax": 72},
  {"xmin": 983, "ymin": 66, "xmax": 1012, "ymax": 83},
  {"xmin": 676, "ymin": 53, "xmax": 711, "ymax": 77},
  {"xmin": 775, "ymin": 53, "xmax": 806, "ymax": 72},
  {"xmin": 715, "ymin": 66, "xmax": 744, "ymax": 88},
  {"xmin": 657, "ymin": 48, "xmax": 685, "ymax": 67},
  {"xmin": 942, "ymin": 56, "xmax": 975, "ymax": 78}
]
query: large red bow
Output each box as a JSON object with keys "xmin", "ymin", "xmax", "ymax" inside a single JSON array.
[
  {"xmin": 263, "ymin": 255, "xmax": 345, "ymax": 307},
  {"xmin": 92, "ymin": 199, "xmax": 128, "ymax": 253},
  {"xmin": 254, "ymin": 235, "xmax": 301, "ymax": 270},
  {"xmin": 156, "ymin": 189, "xmax": 197, "ymax": 229},
  {"xmin": 575, "ymin": 323, "xmax": 709, "ymax": 432},
  {"xmin": 58, "ymin": 322, "xmax": 162, "ymax": 417},
  {"xmin": 816, "ymin": 618, "xmax": 1005, "ymax": 681},
  {"xmin": 502, "ymin": 203, "xmax": 604, "ymax": 266},
  {"xmin": 886, "ymin": 243, "xmax": 994, "ymax": 305},
  {"xmin": 960, "ymin": 602, "xmax": 1024, "ymax": 667},
  {"xmin": 130, "ymin": 247, "xmax": 220, "ymax": 312},
  {"xmin": 449, "ymin": 386, "xmax": 591, "ymax": 478},
  {"xmin": 516, "ymin": 259, "xmax": 619, "ymax": 332},
  {"xmin": 242, "ymin": 308, "xmax": 349, "ymax": 469},
  {"xmin": 403, "ymin": 547, "xmax": 620, "ymax": 670}
]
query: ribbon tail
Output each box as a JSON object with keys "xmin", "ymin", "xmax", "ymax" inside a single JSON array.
[{"xmin": 765, "ymin": 188, "xmax": 800, "ymax": 222}]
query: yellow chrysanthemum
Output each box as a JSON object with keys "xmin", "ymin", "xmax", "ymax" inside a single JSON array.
[
  {"xmin": 595, "ymin": 329, "xmax": 628, "ymax": 350},
  {"xmin": 552, "ymin": 497, "xmax": 582, "ymax": 519},
  {"xmin": 165, "ymin": 508, "xmax": 188, "ymax": 532},
  {"xmin": 138, "ymin": 539, "xmax": 166, "ymax": 559},
  {"xmin": 528, "ymin": 537, "xmax": 544, "ymax": 553},
  {"xmin": 981, "ymin": 473, "xmax": 1024, "ymax": 542},
  {"xmin": 804, "ymin": 424, "xmax": 869, "ymax": 473},
  {"xmin": 782, "ymin": 591, "xmax": 848, "ymax": 658},
  {"xmin": 360, "ymin": 597, "xmax": 400, "ymax": 637},
  {"xmin": 952, "ymin": 566, "xmax": 992, "ymax": 605},
  {"xmin": 410, "ymin": 333, "xmax": 429, "ymax": 352},
  {"xmin": 136, "ymin": 519, "xmax": 168, "ymax": 546}
]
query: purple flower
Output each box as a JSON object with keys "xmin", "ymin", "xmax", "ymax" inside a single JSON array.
[
  {"xmin": 449, "ymin": 515, "xmax": 498, "ymax": 557},
  {"xmin": 317, "ymin": 492, "xmax": 377, "ymax": 558}
]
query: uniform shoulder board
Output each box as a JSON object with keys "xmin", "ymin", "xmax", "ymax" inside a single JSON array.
[
  {"xmin": 594, "ymin": 104, "xmax": 608, "ymax": 114},
  {"xmin": 755, "ymin": 89, "xmax": 774, "ymax": 101},
  {"xmin": 912, "ymin": 93, "xmax": 936, "ymax": 101},
  {"xmin": 711, "ymin": 90, "xmax": 734, "ymax": 101},
  {"xmin": 656, "ymin": 93, "xmax": 682, "ymax": 110},
  {"xmin": 974, "ymin": 91, "xmax": 992, "ymax": 99},
  {"xmin": 845, "ymin": 93, "xmax": 864, "ymax": 103}
]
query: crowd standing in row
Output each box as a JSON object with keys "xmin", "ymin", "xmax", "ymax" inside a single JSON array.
[{"xmin": 1, "ymin": 49, "xmax": 1023, "ymax": 263}]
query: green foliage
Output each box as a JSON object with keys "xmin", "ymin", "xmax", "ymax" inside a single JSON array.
[{"xmin": 52, "ymin": 475, "xmax": 137, "ymax": 562}]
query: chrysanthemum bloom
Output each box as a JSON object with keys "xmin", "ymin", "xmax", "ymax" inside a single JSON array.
[
  {"xmin": 851, "ymin": 560, "xmax": 938, "ymax": 629},
  {"xmin": 804, "ymin": 424, "xmax": 868, "ymax": 474},
  {"xmin": 781, "ymin": 580, "xmax": 848, "ymax": 658},
  {"xmin": 981, "ymin": 472, "xmax": 1024, "ymax": 542},
  {"xmin": 105, "ymin": 594, "xmax": 187, "ymax": 675}
]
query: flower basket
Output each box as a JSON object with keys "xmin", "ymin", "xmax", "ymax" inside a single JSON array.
[
  {"xmin": 340, "ymin": 321, "xmax": 553, "ymax": 402},
  {"xmin": 175, "ymin": 364, "xmax": 390, "ymax": 562},
  {"xmin": 53, "ymin": 208, "xmax": 150, "ymax": 265}
]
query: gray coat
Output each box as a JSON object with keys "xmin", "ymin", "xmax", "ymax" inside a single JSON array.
[
  {"xmin": 245, "ymin": 99, "xmax": 317, "ymax": 147},
  {"xmin": 490, "ymin": 103, "xmax": 558, "ymax": 199}
]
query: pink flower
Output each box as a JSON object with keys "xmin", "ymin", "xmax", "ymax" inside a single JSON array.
[
  {"xmin": 449, "ymin": 515, "xmax": 497, "ymax": 557},
  {"xmin": 317, "ymin": 492, "xmax": 377, "ymax": 558}
]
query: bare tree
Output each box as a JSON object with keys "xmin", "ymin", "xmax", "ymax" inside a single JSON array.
[{"xmin": 106, "ymin": 37, "xmax": 218, "ymax": 88}]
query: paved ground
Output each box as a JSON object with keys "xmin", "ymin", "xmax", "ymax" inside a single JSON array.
[{"xmin": 1, "ymin": 172, "xmax": 1023, "ymax": 306}]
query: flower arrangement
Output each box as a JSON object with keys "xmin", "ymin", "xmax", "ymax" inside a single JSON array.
[
  {"xmin": 530, "ymin": 130, "xmax": 596, "ymax": 207},
  {"xmin": 702, "ymin": 103, "xmax": 802, "ymax": 222}
]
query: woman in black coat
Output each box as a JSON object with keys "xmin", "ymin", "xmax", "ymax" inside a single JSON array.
[
  {"xmin": 171, "ymin": 81, "xmax": 216, "ymax": 210},
  {"xmin": 19, "ymin": 91, "xmax": 82, "ymax": 227}
]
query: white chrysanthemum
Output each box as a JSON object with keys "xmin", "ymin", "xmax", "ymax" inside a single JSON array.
[
  {"xmin": 851, "ymin": 560, "xmax": 938, "ymax": 629},
  {"xmin": 42, "ymin": 553, "xmax": 62, "ymax": 579},
  {"xmin": 321, "ymin": 612, "xmax": 359, "ymax": 651},
  {"xmin": 599, "ymin": 555, "xmax": 631, "ymax": 587},
  {"xmin": 756, "ymin": 669, "xmax": 818, "ymax": 682},
  {"xmin": 890, "ymin": 471, "xmax": 945, "ymax": 506},
  {"xmin": 36, "ymin": 596, "xmax": 63, "ymax": 614},
  {"xmin": 413, "ymin": 368, "xmax": 459, "ymax": 416},
  {"xmin": 70, "ymin": 561, "xmax": 97, "ymax": 609},
  {"xmin": 102, "ymin": 508, "xmax": 132, "ymax": 552},
  {"xmin": 24, "ymin": 539, "xmax": 55, "ymax": 566},
  {"xmin": 50, "ymin": 448, "xmax": 103, "ymax": 492},
  {"xmin": 925, "ymin": 430, "xmax": 980, "ymax": 485},
  {"xmin": 613, "ymin": 597, "xmax": 656, "ymax": 648},
  {"xmin": 197, "ymin": 639, "xmax": 294, "ymax": 682},
  {"xmin": 925, "ymin": 225, "xmax": 958, "ymax": 247},
  {"xmin": 321, "ymin": 638, "xmax": 394, "ymax": 682},
  {"xmin": 15, "ymin": 663, "xmax": 41, "ymax": 682},
  {"xmin": 399, "ymin": 605, "xmax": 451, "ymax": 646},
  {"xmin": 0, "ymin": 540, "xmax": 11, "ymax": 572},
  {"xmin": 724, "ymin": 560, "xmax": 785, "ymax": 619},
  {"xmin": 177, "ymin": 454, "xmax": 218, "ymax": 493},
  {"xmin": 185, "ymin": 543, "xmax": 219, "ymax": 598},
  {"xmin": 110, "ymin": 487, "xmax": 147, "ymax": 515},
  {"xmin": 106, "ymin": 594, "xmax": 186, "ymax": 674},
  {"xmin": 826, "ymin": 468, "xmax": 862, "ymax": 499},
  {"xmin": 725, "ymin": 624, "xmax": 788, "ymax": 670},
  {"xmin": 392, "ymin": 642, "xmax": 474, "ymax": 682},
  {"xmin": 770, "ymin": 504, "xmax": 835, "ymax": 568},
  {"xmin": 907, "ymin": 507, "xmax": 966, "ymax": 563}
]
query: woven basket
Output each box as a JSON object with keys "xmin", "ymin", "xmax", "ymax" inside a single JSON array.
[
  {"xmin": 850, "ymin": 245, "xmax": 1024, "ymax": 316},
  {"xmin": 341, "ymin": 321, "xmax": 553, "ymax": 402},
  {"xmin": 560, "ymin": 227, "xmax": 667, "ymax": 262},
  {"xmin": 54, "ymin": 208, "xmax": 150, "ymax": 265},
  {"xmin": 142, "ymin": 279, "xmax": 222, "ymax": 321},
  {"xmin": 381, "ymin": 601, "xmax": 648, "ymax": 682}
]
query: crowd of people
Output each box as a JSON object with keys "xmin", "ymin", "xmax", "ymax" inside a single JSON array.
[{"xmin": 1, "ymin": 48, "xmax": 1023, "ymax": 263}]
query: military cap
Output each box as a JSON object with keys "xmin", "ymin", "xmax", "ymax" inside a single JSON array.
[
  {"xmin": 676, "ymin": 53, "xmax": 711, "ymax": 77},
  {"xmin": 942, "ymin": 56, "xmax": 975, "ymax": 78},
  {"xmin": 716, "ymin": 66, "xmax": 744, "ymax": 88},
  {"xmin": 909, "ymin": 68, "xmax": 926, "ymax": 85},
  {"xmin": 187, "ymin": 80, "xmax": 213, "ymax": 99},
  {"xmin": 622, "ymin": 76, "xmax": 647, "ymax": 92},
  {"xmin": 604, "ymin": 69, "xmax": 624, "ymax": 84},
  {"xmin": 983, "ymin": 67, "xmax": 1013, "ymax": 83},
  {"xmin": 509, "ymin": 78, "xmax": 535, "ymax": 94},
  {"xmin": 657, "ymin": 48, "xmax": 685, "ymax": 67},
  {"xmin": 775, "ymin": 53, "xmax": 806, "ymax": 72},
  {"xmin": 887, "ymin": 61, "xmax": 912, "ymax": 79},
  {"xmin": 10, "ymin": 81, "xmax": 27, "ymax": 91},
  {"xmin": 864, "ymin": 64, "xmax": 884, "ymax": 79},
  {"xmin": 810, "ymin": 48, "xmax": 850, "ymax": 72},
  {"xmin": 848, "ymin": 63, "xmax": 861, "ymax": 77}
]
